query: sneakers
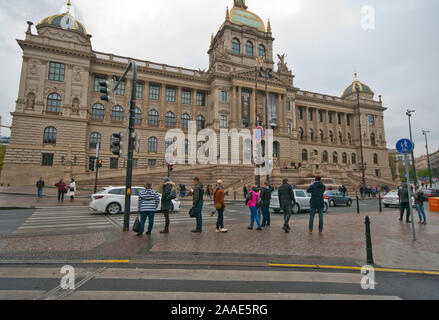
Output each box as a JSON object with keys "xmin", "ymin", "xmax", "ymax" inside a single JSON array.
[
  {"xmin": 256, "ymin": 228, "xmax": 262, "ymax": 231},
  {"xmin": 220, "ymin": 228, "xmax": 228, "ymax": 233},
  {"xmin": 216, "ymin": 229, "xmax": 221, "ymax": 233},
  {"xmin": 282, "ymin": 226, "xmax": 290, "ymax": 233},
  {"xmin": 160, "ymin": 229, "xmax": 169, "ymax": 234}
]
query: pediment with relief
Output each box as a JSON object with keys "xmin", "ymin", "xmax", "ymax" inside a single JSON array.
[
  {"xmin": 38, "ymin": 26, "xmax": 90, "ymax": 46},
  {"xmin": 231, "ymin": 69, "xmax": 292, "ymax": 87}
]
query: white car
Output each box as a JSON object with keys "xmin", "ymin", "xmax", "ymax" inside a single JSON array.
[
  {"xmin": 89, "ymin": 186, "xmax": 181, "ymax": 215},
  {"xmin": 383, "ymin": 189, "xmax": 415, "ymax": 208},
  {"xmin": 270, "ymin": 189, "xmax": 329, "ymax": 214}
]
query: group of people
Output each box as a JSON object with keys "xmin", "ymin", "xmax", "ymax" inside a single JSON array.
[
  {"xmin": 398, "ymin": 183, "xmax": 428, "ymax": 224},
  {"xmin": 359, "ymin": 185, "xmax": 383, "ymax": 198},
  {"xmin": 36, "ymin": 177, "xmax": 76, "ymax": 202}
]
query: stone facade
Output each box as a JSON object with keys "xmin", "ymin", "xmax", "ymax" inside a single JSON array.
[{"xmin": 0, "ymin": 1, "xmax": 392, "ymax": 186}]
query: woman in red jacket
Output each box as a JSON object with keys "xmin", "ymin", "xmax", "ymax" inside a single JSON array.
[{"xmin": 55, "ymin": 179, "xmax": 66, "ymax": 202}]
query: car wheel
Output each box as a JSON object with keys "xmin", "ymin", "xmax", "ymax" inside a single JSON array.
[
  {"xmin": 384, "ymin": 204, "xmax": 389, "ymax": 208},
  {"xmin": 106, "ymin": 202, "xmax": 121, "ymax": 215},
  {"xmin": 323, "ymin": 203, "xmax": 329, "ymax": 213},
  {"xmin": 346, "ymin": 200, "xmax": 352, "ymax": 207},
  {"xmin": 330, "ymin": 200, "xmax": 336, "ymax": 207},
  {"xmin": 292, "ymin": 203, "xmax": 300, "ymax": 214}
]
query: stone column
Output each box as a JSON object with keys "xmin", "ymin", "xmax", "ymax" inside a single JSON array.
[
  {"xmin": 237, "ymin": 86, "xmax": 242, "ymax": 128},
  {"xmin": 192, "ymin": 89, "xmax": 197, "ymax": 125},
  {"xmin": 231, "ymin": 86, "xmax": 236, "ymax": 127},
  {"xmin": 344, "ymin": 113, "xmax": 348, "ymax": 145},
  {"xmin": 304, "ymin": 106, "xmax": 308, "ymax": 142},
  {"xmin": 176, "ymin": 86, "xmax": 182, "ymax": 126},
  {"xmin": 159, "ymin": 83, "xmax": 166, "ymax": 128},
  {"xmin": 250, "ymin": 87, "xmax": 256, "ymax": 127}
]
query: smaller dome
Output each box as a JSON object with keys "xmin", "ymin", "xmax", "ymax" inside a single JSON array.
[
  {"xmin": 342, "ymin": 73, "xmax": 374, "ymax": 98},
  {"xmin": 37, "ymin": 2, "xmax": 87, "ymax": 37},
  {"xmin": 227, "ymin": 1, "xmax": 265, "ymax": 32}
]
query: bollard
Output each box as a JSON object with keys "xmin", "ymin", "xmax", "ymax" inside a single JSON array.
[
  {"xmin": 365, "ymin": 216, "xmax": 375, "ymax": 265},
  {"xmin": 234, "ymin": 192, "xmax": 236, "ymax": 201},
  {"xmin": 356, "ymin": 192, "xmax": 360, "ymax": 214},
  {"xmin": 378, "ymin": 192, "xmax": 382, "ymax": 213}
]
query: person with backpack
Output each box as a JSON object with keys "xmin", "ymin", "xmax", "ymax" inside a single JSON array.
[
  {"xmin": 246, "ymin": 186, "xmax": 262, "ymax": 231},
  {"xmin": 260, "ymin": 182, "xmax": 272, "ymax": 227},
  {"xmin": 307, "ymin": 176, "xmax": 326, "ymax": 235},
  {"xmin": 278, "ymin": 179, "xmax": 295, "ymax": 233},
  {"xmin": 137, "ymin": 182, "xmax": 161, "ymax": 236},
  {"xmin": 214, "ymin": 180, "xmax": 228, "ymax": 233},
  {"xmin": 414, "ymin": 186, "xmax": 427, "ymax": 224},
  {"xmin": 160, "ymin": 177, "xmax": 176, "ymax": 234}
]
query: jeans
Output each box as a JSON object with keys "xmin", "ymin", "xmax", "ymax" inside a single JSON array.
[
  {"xmin": 261, "ymin": 206, "xmax": 270, "ymax": 226},
  {"xmin": 249, "ymin": 206, "xmax": 261, "ymax": 228},
  {"xmin": 37, "ymin": 187, "xmax": 43, "ymax": 198},
  {"xmin": 309, "ymin": 207, "xmax": 324, "ymax": 231},
  {"xmin": 400, "ymin": 202, "xmax": 411, "ymax": 221},
  {"xmin": 195, "ymin": 201, "xmax": 203, "ymax": 231},
  {"xmin": 415, "ymin": 204, "xmax": 426, "ymax": 223},
  {"xmin": 216, "ymin": 207, "xmax": 224, "ymax": 229},
  {"xmin": 282, "ymin": 206, "xmax": 292, "ymax": 227},
  {"xmin": 162, "ymin": 211, "xmax": 170, "ymax": 231},
  {"xmin": 139, "ymin": 211, "xmax": 155, "ymax": 234}
]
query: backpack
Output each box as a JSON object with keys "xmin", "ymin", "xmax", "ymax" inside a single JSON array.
[
  {"xmin": 245, "ymin": 192, "xmax": 253, "ymax": 206},
  {"xmin": 256, "ymin": 196, "xmax": 263, "ymax": 209}
]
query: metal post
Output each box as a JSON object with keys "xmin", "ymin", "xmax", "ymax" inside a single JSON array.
[
  {"xmin": 378, "ymin": 191, "xmax": 382, "ymax": 213},
  {"xmin": 264, "ymin": 72, "xmax": 270, "ymax": 186},
  {"xmin": 122, "ymin": 61, "xmax": 137, "ymax": 232},
  {"xmin": 365, "ymin": 216, "xmax": 374, "ymax": 265},
  {"xmin": 356, "ymin": 191, "xmax": 360, "ymax": 214},
  {"xmin": 94, "ymin": 143, "xmax": 100, "ymax": 194},
  {"xmin": 423, "ymin": 130, "xmax": 433, "ymax": 188},
  {"xmin": 404, "ymin": 154, "xmax": 416, "ymax": 240},
  {"xmin": 406, "ymin": 110, "xmax": 418, "ymax": 188},
  {"xmin": 356, "ymin": 86, "xmax": 366, "ymax": 187}
]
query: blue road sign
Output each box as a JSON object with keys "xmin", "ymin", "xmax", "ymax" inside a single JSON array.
[
  {"xmin": 255, "ymin": 126, "xmax": 264, "ymax": 143},
  {"xmin": 396, "ymin": 138, "xmax": 414, "ymax": 154}
]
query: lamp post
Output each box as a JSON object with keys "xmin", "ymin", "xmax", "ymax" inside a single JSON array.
[
  {"xmin": 422, "ymin": 130, "xmax": 433, "ymax": 188},
  {"xmin": 355, "ymin": 82, "xmax": 366, "ymax": 187},
  {"xmin": 406, "ymin": 110, "xmax": 418, "ymax": 188}
]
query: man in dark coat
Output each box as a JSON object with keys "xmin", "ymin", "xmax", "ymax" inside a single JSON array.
[
  {"xmin": 260, "ymin": 182, "xmax": 272, "ymax": 227},
  {"xmin": 192, "ymin": 177, "xmax": 204, "ymax": 233},
  {"xmin": 307, "ymin": 176, "xmax": 326, "ymax": 234},
  {"xmin": 160, "ymin": 177, "xmax": 175, "ymax": 234},
  {"xmin": 278, "ymin": 179, "xmax": 295, "ymax": 233},
  {"xmin": 398, "ymin": 183, "xmax": 411, "ymax": 223}
]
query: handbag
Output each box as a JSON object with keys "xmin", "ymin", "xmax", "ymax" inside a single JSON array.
[
  {"xmin": 70, "ymin": 187, "xmax": 75, "ymax": 192},
  {"xmin": 132, "ymin": 214, "xmax": 140, "ymax": 233},
  {"xmin": 189, "ymin": 207, "xmax": 198, "ymax": 218}
]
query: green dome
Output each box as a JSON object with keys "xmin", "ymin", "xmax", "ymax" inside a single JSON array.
[{"xmin": 37, "ymin": 3, "xmax": 87, "ymax": 37}]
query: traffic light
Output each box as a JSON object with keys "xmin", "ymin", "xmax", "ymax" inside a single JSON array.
[
  {"xmin": 169, "ymin": 164, "xmax": 174, "ymax": 171},
  {"xmin": 97, "ymin": 159, "xmax": 103, "ymax": 168},
  {"xmin": 110, "ymin": 132, "xmax": 127, "ymax": 159},
  {"xmin": 99, "ymin": 79, "xmax": 115, "ymax": 103}
]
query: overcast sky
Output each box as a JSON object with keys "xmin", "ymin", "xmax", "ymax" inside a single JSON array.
[{"xmin": 0, "ymin": 0, "xmax": 438, "ymax": 156}]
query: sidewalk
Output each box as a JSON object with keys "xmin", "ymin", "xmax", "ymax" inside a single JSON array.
[{"xmin": 0, "ymin": 186, "xmax": 91, "ymax": 198}]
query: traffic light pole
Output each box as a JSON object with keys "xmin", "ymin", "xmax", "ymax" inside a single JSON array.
[{"xmin": 94, "ymin": 143, "xmax": 100, "ymax": 194}]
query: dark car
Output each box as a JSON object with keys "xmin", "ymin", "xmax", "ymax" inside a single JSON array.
[{"xmin": 324, "ymin": 191, "xmax": 352, "ymax": 207}]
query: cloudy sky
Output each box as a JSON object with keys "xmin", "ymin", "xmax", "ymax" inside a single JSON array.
[{"xmin": 0, "ymin": 0, "xmax": 437, "ymax": 156}]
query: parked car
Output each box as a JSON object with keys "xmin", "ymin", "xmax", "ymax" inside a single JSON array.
[
  {"xmin": 423, "ymin": 189, "xmax": 439, "ymax": 198},
  {"xmin": 89, "ymin": 186, "xmax": 181, "ymax": 215},
  {"xmin": 383, "ymin": 189, "xmax": 415, "ymax": 208},
  {"xmin": 270, "ymin": 189, "xmax": 329, "ymax": 214},
  {"xmin": 324, "ymin": 191, "xmax": 352, "ymax": 207}
]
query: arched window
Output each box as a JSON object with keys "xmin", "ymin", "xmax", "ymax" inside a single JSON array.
[
  {"xmin": 333, "ymin": 152, "xmax": 338, "ymax": 164},
  {"xmin": 196, "ymin": 115, "xmax": 205, "ymax": 130},
  {"xmin": 258, "ymin": 44, "xmax": 266, "ymax": 60},
  {"xmin": 165, "ymin": 111, "xmax": 175, "ymax": 128},
  {"xmin": 43, "ymin": 127, "xmax": 57, "ymax": 144},
  {"xmin": 134, "ymin": 108, "xmax": 142, "ymax": 125},
  {"xmin": 374, "ymin": 153, "xmax": 379, "ymax": 165},
  {"xmin": 148, "ymin": 137, "xmax": 158, "ymax": 153},
  {"xmin": 338, "ymin": 132, "xmax": 343, "ymax": 144},
  {"xmin": 322, "ymin": 151, "xmax": 329, "ymax": 163},
  {"xmin": 320, "ymin": 130, "xmax": 324, "ymax": 143},
  {"xmin": 181, "ymin": 113, "xmax": 190, "ymax": 129},
  {"xmin": 329, "ymin": 131, "xmax": 334, "ymax": 143},
  {"xmin": 348, "ymin": 133, "xmax": 352, "ymax": 145},
  {"xmin": 352, "ymin": 153, "xmax": 357, "ymax": 164},
  {"xmin": 232, "ymin": 38, "xmax": 240, "ymax": 55},
  {"xmin": 47, "ymin": 93, "xmax": 61, "ymax": 113},
  {"xmin": 342, "ymin": 152, "xmax": 347, "ymax": 164},
  {"xmin": 302, "ymin": 149, "xmax": 308, "ymax": 161},
  {"xmin": 89, "ymin": 132, "xmax": 101, "ymax": 149},
  {"xmin": 91, "ymin": 103, "xmax": 105, "ymax": 121},
  {"xmin": 298, "ymin": 127, "xmax": 304, "ymax": 140},
  {"xmin": 148, "ymin": 109, "xmax": 159, "ymax": 127},
  {"xmin": 309, "ymin": 129, "xmax": 314, "ymax": 141},
  {"xmin": 371, "ymin": 133, "xmax": 376, "ymax": 146},
  {"xmin": 112, "ymin": 106, "xmax": 123, "ymax": 122},
  {"xmin": 245, "ymin": 41, "xmax": 254, "ymax": 57}
]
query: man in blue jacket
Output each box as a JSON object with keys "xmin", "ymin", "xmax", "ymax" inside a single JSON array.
[{"xmin": 307, "ymin": 176, "xmax": 326, "ymax": 235}]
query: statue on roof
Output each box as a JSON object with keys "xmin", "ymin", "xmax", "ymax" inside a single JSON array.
[{"xmin": 234, "ymin": 0, "xmax": 248, "ymax": 9}]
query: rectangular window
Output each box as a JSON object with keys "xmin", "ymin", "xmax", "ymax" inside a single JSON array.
[
  {"xmin": 110, "ymin": 158, "xmax": 119, "ymax": 169},
  {"xmin": 136, "ymin": 82, "xmax": 144, "ymax": 99},
  {"xmin": 221, "ymin": 91, "xmax": 228, "ymax": 102},
  {"xmin": 166, "ymin": 87, "xmax": 177, "ymax": 102},
  {"xmin": 89, "ymin": 157, "xmax": 96, "ymax": 171},
  {"xmin": 298, "ymin": 107, "xmax": 303, "ymax": 120},
  {"xmin": 132, "ymin": 159, "xmax": 138, "ymax": 169},
  {"xmin": 149, "ymin": 85, "xmax": 160, "ymax": 100},
  {"xmin": 182, "ymin": 90, "xmax": 191, "ymax": 104},
  {"xmin": 318, "ymin": 110, "xmax": 323, "ymax": 122},
  {"xmin": 328, "ymin": 112, "xmax": 333, "ymax": 124},
  {"xmin": 94, "ymin": 75, "xmax": 107, "ymax": 92},
  {"xmin": 196, "ymin": 92, "xmax": 206, "ymax": 106},
  {"xmin": 308, "ymin": 109, "xmax": 313, "ymax": 121},
  {"xmin": 338, "ymin": 113, "xmax": 342, "ymax": 125},
  {"xmin": 220, "ymin": 115, "xmax": 227, "ymax": 128},
  {"xmin": 286, "ymin": 101, "xmax": 291, "ymax": 111},
  {"xmin": 148, "ymin": 159, "xmax": 156, "ymax": 167},
  {"xmin": 347, "ymin": 115, "xmax": 351, "ymax": 126},
  {"xmin": 369, "ymin": 115, "xmax": 375, "ymax": 126},
  {"xmin": 41, "ymin": 153, "xmax": 54, "ymax": 166},
  {"xmin": 48, "ymin": 62, "xmax": 65, "ymax": 82},
  {"xmin": 115, "ymin": 79, "xmax": 125, "ymax": 96}
]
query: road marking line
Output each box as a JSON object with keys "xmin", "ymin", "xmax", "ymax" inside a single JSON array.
[{"xmin": 83, "ymin": 260, "xmax": 130, "ymax": 264}]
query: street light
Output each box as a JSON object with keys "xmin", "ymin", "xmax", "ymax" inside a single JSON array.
[
  {"xmin": 406, "ymin": 109, "xmax": 418, "ymax": 187},
  {"xmin": 355, "ymin": 82, "xmax": 366, "ymax": 188},
  {"xmin": 422, "ymin": 130, "xmax": 433, "ymax": 188}
]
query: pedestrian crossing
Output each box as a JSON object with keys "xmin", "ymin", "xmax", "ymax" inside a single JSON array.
[
  {"xmin": 0, "ymin": 266, "xmax": 402, "ymax": 300},
  {"xmin": 15, "ymin": 206, "xmax": 232, "ymax": 235}
]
